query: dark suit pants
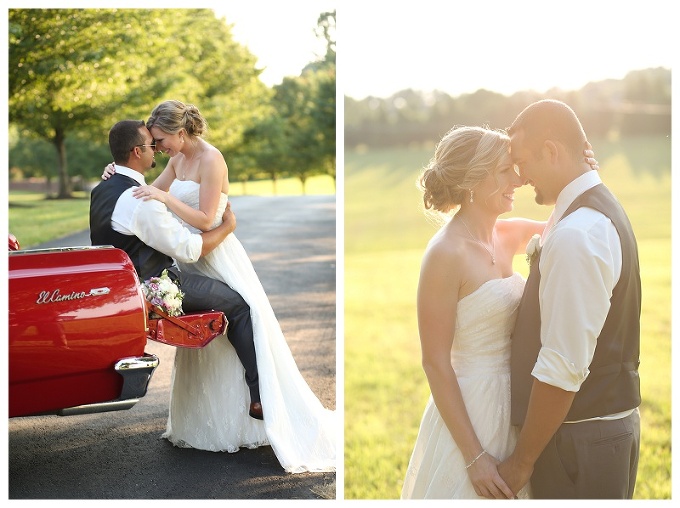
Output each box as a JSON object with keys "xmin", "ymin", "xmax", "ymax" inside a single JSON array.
[
  {"xmin": 531, "ymin": 409, "xmax": 640, "ymax": 498},
  {"xmin": 168, "ymin": 267, "xmax": 260, "ymax": 403}
]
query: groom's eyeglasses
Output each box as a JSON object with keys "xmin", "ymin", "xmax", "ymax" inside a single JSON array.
[{"xmin": 131, "ymin": 143, "xmax": 156, "ymax": 151}]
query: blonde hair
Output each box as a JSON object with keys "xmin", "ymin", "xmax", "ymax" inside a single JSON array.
[
  {"xmin": 418, "ymin": 125, "xmax": 510, "ymax": 214},
  {"xmin": 146, "ymin": 99, "xmax": 208, "ymax": 138}
]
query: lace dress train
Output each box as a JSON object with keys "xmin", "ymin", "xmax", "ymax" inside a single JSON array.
[{"xmin": 162, "ymin": 180, "xmax": 336, "ymax": 473}]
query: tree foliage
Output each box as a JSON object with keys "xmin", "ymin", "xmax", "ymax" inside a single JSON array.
[
  {"xmin": 241, "ymin": 10, "xmax": 336, "ymax": 193},
  {"xmin": 9, "ymin": 9, "xmax": 270, "ymax": 196},
  {"xmin": 345, "ymin": 67, "xmax": 671, "ymax": 149},
  {"xmin": 10, "ymin": 9, "xmax": 170, "ymax": 196},
  {"xmin": 9, "ymin": 8, "xmax": 336, "ymax": 196}
]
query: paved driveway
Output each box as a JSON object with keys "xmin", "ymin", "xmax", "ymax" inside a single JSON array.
[{"xmin": 8, "ymin": 195, "xmax": 337, "ymax": 499}]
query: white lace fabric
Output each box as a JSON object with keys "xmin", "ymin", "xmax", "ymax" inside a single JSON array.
[
  {"xmin": 162, "ymin": 180, "xmax": 336, "ymax": 473},
  {"xmin": 402, "ymin": 273, "xmax": 531, "ymax": 498}
]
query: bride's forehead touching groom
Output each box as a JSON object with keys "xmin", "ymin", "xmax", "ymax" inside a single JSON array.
[{"xmin": 509, "ymin": 104, "xmax": 593, "ymax": 206}]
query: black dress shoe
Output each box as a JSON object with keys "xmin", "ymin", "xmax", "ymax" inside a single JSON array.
[{"xmin": 249, "ymin": 402, "xmax": 263, "ymax": 420}]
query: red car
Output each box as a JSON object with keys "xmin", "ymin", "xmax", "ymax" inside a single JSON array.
[{"xmin": 8, "ymin": 235, "xmax": 227, "ymax": 418}]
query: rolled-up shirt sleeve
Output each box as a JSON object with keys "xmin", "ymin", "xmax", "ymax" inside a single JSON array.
[
  {"xmin": 532, "ymin": 209, "xmax": 621, "ymax": 392},
  {"xmin": 112, "ymin": 190, "xmax": 203, "ymax": 263}
]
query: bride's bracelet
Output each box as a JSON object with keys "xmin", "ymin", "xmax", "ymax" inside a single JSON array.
[{"xmin": 465, "ymin": 450, "xmax": 487, "ymax": 469}]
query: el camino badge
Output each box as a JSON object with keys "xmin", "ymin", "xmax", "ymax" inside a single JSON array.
[{"xmin": 36, "ymin": 287, "xmax": 111, "ymax": 304}]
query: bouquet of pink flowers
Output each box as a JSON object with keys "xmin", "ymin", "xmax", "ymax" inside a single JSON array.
[{"xmin": 141, "ymin": 269, "xmax": 185, "ymax": 317}]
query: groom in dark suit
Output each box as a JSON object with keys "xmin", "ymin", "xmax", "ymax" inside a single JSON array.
[
  {"xmin": 500, "ymin": 100, "xmax": 641, "ymax": 498},
  {"xmin": 90, "ymin": 119, "xmax": 263, "ymax": 420}
]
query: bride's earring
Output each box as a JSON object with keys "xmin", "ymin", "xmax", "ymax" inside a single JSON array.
[{"xmin": 469, "ymin": 190, "xmax": 474, "ymax": 203}]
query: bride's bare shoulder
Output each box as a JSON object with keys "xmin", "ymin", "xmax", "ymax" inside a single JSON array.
[{"xmin": 423, "ymin": 225, "xmax": 466, "ymax": 267}]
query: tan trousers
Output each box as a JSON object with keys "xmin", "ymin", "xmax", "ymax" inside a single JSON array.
[{"xmin": 530, "ymin": 409, "xmax": 640, "ymax": 499}]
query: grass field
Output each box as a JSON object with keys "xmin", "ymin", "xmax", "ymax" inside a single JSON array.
[
  {"xmin": 7, "ymin": 174, "xmax": 335, "ymax": 248},
  {"xmin": 344, "ymin": 136, "xmax": 671, "ymax": 499}
]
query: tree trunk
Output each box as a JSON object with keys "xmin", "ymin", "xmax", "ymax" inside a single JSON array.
[{"xmin": 53, "ymin": 127, "xmax": 72, "ymax": 198}]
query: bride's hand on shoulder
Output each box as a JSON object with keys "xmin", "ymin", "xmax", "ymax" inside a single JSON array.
[
  {"xmin": 584, "ymin": 140, "xmax": 599, "ymax": 170},
  {"xmin": 132, "ymin": 185, "xmax": 167, "ymax": 204},
  {"xmin": 102, "ymin": 163, "xmax": 116, "ymax": 180},
  {"xmin": 466, "ymin": 451, "xmax": 515, "ymax": 499}
]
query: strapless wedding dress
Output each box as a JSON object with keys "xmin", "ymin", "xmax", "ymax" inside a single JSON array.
[
  {"xmin": 401, "ymin": 273, "xmax": 531, "ymax": 498},
  {"xmin": 161, "ymin": 180, "xmax": 336, "ymax": 473}
]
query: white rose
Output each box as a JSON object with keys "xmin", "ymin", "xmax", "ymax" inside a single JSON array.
[
  {"xmin": 165, "ymin": 282, "xmax": 179, "ymax": 296},
  {"xmin": 526, "ymin": 234, "xmax": 542, "ymax": 266},
  {"xmin": 164, "ymin": 297, "xmax": 182, "ymax": 315},
  {"xmin": 526, "ymin": 234, "xmax": 541, "ymax": 256}
]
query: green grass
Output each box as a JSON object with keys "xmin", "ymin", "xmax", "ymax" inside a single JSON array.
[
  {"xmin": 344, "ymin": 138, "xmax": 671, "ymax": 499},
  {"xmin": 8, "ymin": 174, "xmax": 335, "ymax": 248},
  {"xmin": 230, "ymin": 174, "xmax": 335, "ymax": 196},
  {"xmin": 8, "ymin": 191, "xmax": 92, "ymax": 249}
]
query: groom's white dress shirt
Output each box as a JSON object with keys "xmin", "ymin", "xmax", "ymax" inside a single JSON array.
[
  {"xmin": 534, "ymin": 171, "xmax": 633, "ymax": 421},
  {"xmin": 109, "ymin": 165, "xmax": 203, "ymax": 264}
]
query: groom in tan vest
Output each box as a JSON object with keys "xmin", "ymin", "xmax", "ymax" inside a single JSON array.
[{"xmin": 499, "ymin": 100, "xmax": 641, "ymax": 498}]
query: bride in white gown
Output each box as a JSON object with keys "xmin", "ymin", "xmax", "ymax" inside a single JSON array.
[
  {"xmin": 166, "ymin": 180, "xmax": 335, "ymax": 472},
  {"xmin": 401, "ymin": 125, "xmax": 542, "ymax": 499},
  {"xmin": 113, "ymin": 100, "xmax": 335, "ymax": 473},
  {"xmin": 401, "ymin": 126, "xmax": 597, "ymax": 498},
  {"xmin": 402, "ymin": 272, "xmax": 530, "ymax": 498}
]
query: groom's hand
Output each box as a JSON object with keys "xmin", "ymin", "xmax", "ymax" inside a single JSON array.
[
  {"xmin": 498, "ymin": 453, "xmax": 533, "ymax": 497},
  {"xmin": 467, "ymin": 452, "xmax": 515, "ymax": 499},
  {"xmin": 200, "ymin": 202, "xmax": 236, "ymax": 257},
  {"xmin": 222, "ymin": 202, "xmax": 236, "ymax": 235}
]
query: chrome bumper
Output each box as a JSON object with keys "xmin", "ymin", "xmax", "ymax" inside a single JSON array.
[{"xmin": 57, "ymin": 353, "xmax": 159, "ymax": 416}]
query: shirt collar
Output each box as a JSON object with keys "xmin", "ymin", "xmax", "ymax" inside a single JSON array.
[
  {"xmin": 113, "ymin": 164, "xmax": 146, "ymax": 186},
  {"xmin": 553, "ymin": 170, "xmax": 602, "ymax": 223}
]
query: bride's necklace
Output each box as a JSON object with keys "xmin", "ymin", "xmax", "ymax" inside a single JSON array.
[
  {"xmin": 458, "ymin": 215, "xmax": 496, "ymax": 265},
  {"xmin": 181, "ymin": 144, "xmax": 200, "ymax": 181}
]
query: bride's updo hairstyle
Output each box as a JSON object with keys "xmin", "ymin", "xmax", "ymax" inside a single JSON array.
[
  {"xmin": 418, "ymin": 125, "xmax": 510, "ymax": 215},
  {"xmin": 146, "ymin": 99, "xmax": 208, "ymax": 138}
]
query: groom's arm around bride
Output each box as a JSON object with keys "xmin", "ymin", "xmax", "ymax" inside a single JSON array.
[{"xmin": 91, "ymin": 119, "xmax": 262, "ymax": 416}]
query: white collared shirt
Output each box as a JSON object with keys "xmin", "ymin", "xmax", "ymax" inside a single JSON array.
[
  {"xmin": 109, "ymin": 165, "xmax": 203, "ymax": 264},
  {"xmin": 532, "ymin": 171, "xmax": 623, "ymax": 395}
]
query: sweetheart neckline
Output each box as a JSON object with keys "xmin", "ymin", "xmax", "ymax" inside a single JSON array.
[
  {"xmin": 170, "ymin": 179, "xmax": 228, "ymax": 199},
  {"xmin": 458, "ymin": 272, "xmax": 523, "ymax": 305}
]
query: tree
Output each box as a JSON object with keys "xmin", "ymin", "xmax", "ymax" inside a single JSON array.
[
  {"xmin": 310, "ymin": 10, "xmax": 336, "ymax": 185},
  {"xmin": 10, "ymin": 10, "xmax": 172, "ymax": 196},
  {"xmin": 268, "ymin": 73, "xmax": 325, "ymax": 193},
  {"xmin": 315, "ymin": 10, "xmax": 336, "ymax": 67},
  {"xmin": 343, "ymin": 67, "xmax": 670, "ymax": 149},
  {"xmin": 9, "ymin": 8, "xmax": 270, "ymax": 197},
  {"xmin": 239, "ymin": 115, "xmax": 288, "ymax": 193},
  {"xmin": 271, "ymin": 10, "xmax": 336, "ymax": 192},
  {"xmin": 236, "ymin": 10, "xmax": 336, "ymax": 194}
]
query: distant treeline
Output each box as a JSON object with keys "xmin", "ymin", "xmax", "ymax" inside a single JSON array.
[{"xmin": 344, "ymin": 67, "xmax": 670, "ymax": 148}]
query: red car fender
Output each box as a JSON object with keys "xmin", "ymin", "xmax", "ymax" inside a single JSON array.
[{"xmin": 9, "ymin": 246, "xmax": 148, "ymax": 417}]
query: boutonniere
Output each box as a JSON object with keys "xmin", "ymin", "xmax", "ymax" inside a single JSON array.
[{"xmin": 526, "ymin": 234, "xmax": 542, "ymax": 266}]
